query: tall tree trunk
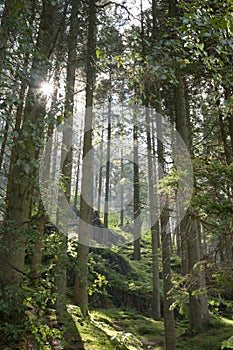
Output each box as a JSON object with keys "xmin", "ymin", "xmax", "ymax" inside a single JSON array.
[
  {"xmin": 133, "ymin": 123, "xmax": 141, "ymax": 260},
  {"xmin": 0, "ymin": 0, "xmax": 61, "ymax": 318},
  {"xmin": 29, "ymin": 72, "xmax": 59, "ymax": 284},
  {"xmin": 54, "ymin": 0, "xmax": 80, "ymax": 312},
  {"xmin": 153, "ymin": 70, "xmax": 176, "ymax": 345},
  {"xmin": 97, "ymin": 126, "xmax": 104, "ymax": 214},
  {"xmin": 146, "ymin": 108, "xmax": 161, "ymax": 320},
  {"xmin": 104, "ymin": 98, "xmax": 112, "ymax": 229},
  {"xmin": 175, "ymin": 74, "xmax": 190, "ymax": 276},
  {"xmin": 74, "ymin": 0, "xmax": 96, "ymax": 315},
  {"xmin": 187, "ymin": 209, "xmax": 209, "ymax": 330},
  {"xmin": 161, "ymin": 204, "xmax": 176, "ymax": 350},
  {"xmin": 175, "ymin": 73, "xmax": 208, "ymax": 330},
  {"xmin": 74, "ymin": 133, "xmax": 82, "ymax": 212},
  {"xmin": 142, "ymin": 0, "xmax": 161, "ymax": 320},
  {"xmin": 120, "ymin": 146, "xmax": 124, "ymax": 226}
]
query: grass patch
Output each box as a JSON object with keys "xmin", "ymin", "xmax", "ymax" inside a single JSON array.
[
  {"xmin": 93, "ymin": 308, "xmax": 164, "ymax": 349},
  {"xmin": 66, "ymin": 306, "xmax": 233, "ymax": 350},
  {"xmin": 68, "ymin": 305, "xmax": 115, "ymax": 350},
  {"xmin": 67, "ymin": 306, "xmax": 165, "ymax": 349},
  {"xmin": 177, "ymin": 316, "xmax": 233, "ymax": 350}
]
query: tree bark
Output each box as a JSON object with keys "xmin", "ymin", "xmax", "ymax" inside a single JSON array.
[
  {"xmin": 30, "ymin": 201, "xmax": 47, "ymax": 281},
  {"xmin": 54, "ymin": 0, "xmax": 80, "ymax": 312},
  {"xmin": 0, "ymin": 110, "xmax": 10, "ymax": 173},
  {"xmin": 97, "ymin": 127, "xmax": 104, "ymax": 214},
  {"xmin": 104, "ymin": 98, "xmax": 112, "ymax": 229},
  {"xmin": 161, "ymin": 204, "xmax": 176, "ymax": 350},
  {"xmin": 74, "ymin": 0, "xmax": 97, "ymax": 316},
  {"xmin": 133, "ymin": 123, "xmax": 141, "ymax": 260},
  {"xmin": 120, "ymin": 147, "xmax": 124, "ymax": 226},
  {"xmin": 175, "ymin": 73, "xmax": 209, "ymax": 331},
  {"xmin": 187, "ymin": 209, "xmax": 209, "ymax": 330},
  {"xmin": 74, "ymin": 132, "xmax": 83, "ymax": 212},
  {"xmin": 146, "ymin": 108, "xmax": 161, "ymax": 320},
  {"xmin": 0, "ymin": 1, "xmax": 61, "ymax": 321}
]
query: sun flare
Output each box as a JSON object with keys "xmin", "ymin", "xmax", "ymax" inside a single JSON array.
[{"xmin": 40, "ymin": 81, "xmax": 54, "ymax": 96}]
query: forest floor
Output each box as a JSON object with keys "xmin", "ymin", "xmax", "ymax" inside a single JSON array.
[
  {"xmin": 38, "ymin": 306, "xmax": 233, "ymax": 350},
  {"xmin": 2, "ymin": 229, "xmax": 233, "ymax": 350}
]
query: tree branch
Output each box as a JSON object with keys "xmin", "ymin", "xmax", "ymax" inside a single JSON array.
[{"xmin": 97, "ymin": 1, "xmax": 133, "ymax": 18}]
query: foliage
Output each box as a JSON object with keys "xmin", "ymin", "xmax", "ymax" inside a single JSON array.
[{"xmin": 222, "ymin": 336, "xmax": 233, "ymax": 350}]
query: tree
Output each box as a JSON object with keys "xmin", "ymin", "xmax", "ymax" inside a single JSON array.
[
  {"xmin": 175, "ymin": 69, "xmax": 209, "ymax": 332},
  {"xmin": 0, "ymin": 0, "xmax": 62, "ymax": 319},
  {"xmin": 54, "ymin": 0, "xmax": 80, "ymax": 313},
  {"xmin": 146, "ymin": 107, "xmax": 161, "ymax": 320},
  {"xmin": 161, "ymin": 203, "xmax": 176, "ymax": 350},
  {"xmin": 133, "ymin": 121, "xmax": 141, "ymax": 260},
  {"xmin": 104, "ymin": 95, "xmax": 112, "ymax": 230},
  {"xmin": 74, "ymin": 0, "xmax": 97, "ymax": 315}
]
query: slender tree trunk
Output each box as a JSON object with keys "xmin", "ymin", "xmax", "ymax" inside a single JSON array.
[
  {"xmin": 175, "ymin": 73, "xmax": 190, "ymax": 276},
  {"xmin": 187, "ymin": 209, "xmax": 209, "ymax": 330},
  {"xmin": 0, "ymin": 111, "xmax": 10, "ymax": 173},
  {"xmin": 153, "ymin": 74, "xmax": 176, "ymax": 345},
  {"xmin": 141, "ymin": 0, "xmax": 161, "ymax": 320},
  {"xmin": 104, "ymin": 99, "xmax": 112, "ymax": 229},
  {"xmin": 74, "ymin": 0, "xmax": 96, "ymax": 315},
  {"xmin": 97, "ymin": 126, "xmax": 104, "ymax": 214},
  {"xmin": 146, "ymin": 107, "xmax": 161, "ymax": 320},
  {"xmin": 54, "ymin": 0, "xmax": 80, "ymax": 312},
  {"xmin": 133, "ymin": 123, "xmax": 141, "ymax": 260},
  {"xmin": 29, "ymin": 84, "xmax": 57, "ymax": 281},
  {"xmin": 161, "ymin": 204, "xmax": 176, "ymax": 350},
  {"xmin": 120, "ymin": 147, "xmax": 124, "ymax": 226},
  {"xmin": 30, "ymin": 61, "xmax": 60, "ymax": 286},
  {"xmin": 74, "ymin": 133, "xmax": 82, "ymax": 212}
]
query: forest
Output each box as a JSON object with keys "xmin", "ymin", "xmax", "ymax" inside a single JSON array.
[{"xmin": 0, "ymin": 0, "xmax": 233, "ymax": 349}]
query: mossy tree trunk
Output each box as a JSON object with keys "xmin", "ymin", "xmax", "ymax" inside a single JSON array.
[
  {"xmin": 175, "ymin": 73, "xmax": 209, "ymax": 331},
  {"xmin": 0, "ymin": 0, "xmax": 61, "ymax": 314}
]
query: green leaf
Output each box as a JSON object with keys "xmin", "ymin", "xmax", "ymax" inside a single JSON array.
[
  {"xmin": 198, "ymin": 42, "xmax": 204, "ymax": 51},
  {"xmin": 96, "ymin": 49, "xmax": 102, "ymax": 58},
  {"xmin": 24, "ymin": 163, "xmax": 30, "ymax": 174}
]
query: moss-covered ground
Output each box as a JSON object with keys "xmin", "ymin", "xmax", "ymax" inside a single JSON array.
[{"xmin": 59, "ymin": 305, "xmax": 233, "ymax": 350}]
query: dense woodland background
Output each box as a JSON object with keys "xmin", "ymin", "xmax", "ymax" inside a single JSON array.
[{"xmin": 0, "ymin": 0, "xmax": 233, "ymax": 349}]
